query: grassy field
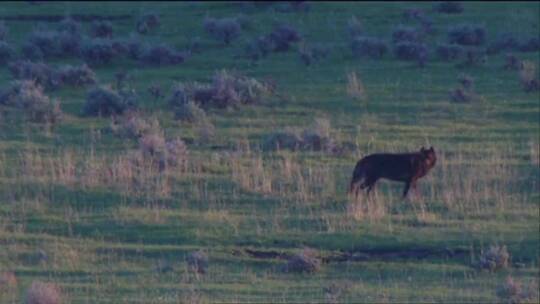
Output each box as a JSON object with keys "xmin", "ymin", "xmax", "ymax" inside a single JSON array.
[{"xmin": 0, "ymin": 1, "xmax": 539, "ymax": 303}]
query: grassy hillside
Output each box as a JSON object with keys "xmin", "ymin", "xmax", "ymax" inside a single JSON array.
[{"xmin": 0, "ymin": 1, "xmax": 538, "ymax": 303}]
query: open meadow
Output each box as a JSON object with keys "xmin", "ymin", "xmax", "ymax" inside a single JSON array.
[{"xmin": 0, "ymin": 1, "xmax": 539, "ymax": 303}]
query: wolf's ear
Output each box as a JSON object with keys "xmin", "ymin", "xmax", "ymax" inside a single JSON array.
[
  {"xmin": 429, "ymin": 146, "xmax": 434, "ymax": 152},
  {"xmin": 420, "ymin": 146, "xmax": 426, "ymax": 152}
]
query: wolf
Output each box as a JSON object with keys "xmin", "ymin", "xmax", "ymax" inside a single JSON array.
[{"xmin": 348, "ymin": 147, "xmax": 437, "ymax": 199}]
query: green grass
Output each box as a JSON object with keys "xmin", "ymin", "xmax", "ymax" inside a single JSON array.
[{"xmin": 0, "ymin": 1, "xmax": 539, "ymax": 303}]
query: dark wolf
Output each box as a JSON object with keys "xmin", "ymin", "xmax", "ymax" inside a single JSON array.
[{"xmin": 348, "ymin": 147, "xmax": 437, "ymax": 199}]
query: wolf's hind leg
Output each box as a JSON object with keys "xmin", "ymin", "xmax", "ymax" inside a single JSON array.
[{"xmin": 402, "ymin": 181, "xmax": 411, "ymax": 199}]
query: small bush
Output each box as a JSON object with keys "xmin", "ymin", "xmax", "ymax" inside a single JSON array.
[
  {"xmin": 136, "ymin": 13, "xmax": 160, "ymax": 34},
  {"xmin": 351, "ymin": 36, "xmax": 388, "ymax": 59},
  {"xmin": 90, "ymin": 20, "xmax": 113, "ymax": 38},
  {"xmin": 0, "ymin": 271, "xmax": 17, "ymax": 290},
  {"xmin": 21, "ymin": 42, "xmax": 44, "ymax": 61},
  {"xmin": 450, "ymin": 74, "xmax": 479, "ymax": 103},
  {"xmin": 456, "ymin": 48, "xmax": 486, "ymax": 68},
  {"xmin": 436, "ymin": 43, "xmax": 464, "ymax": 61},
  {"xmin": 0, "ymin": 21, "xmax": 8, "ymax": 40},
  {"xmin": 112, "ymin": 36, "xmax": 144, "ymax": 60},
  {"xmin": 282, "ymin": 248, "xmax": 321, "ymax": 273},
  {"xmin": 83, "ymin": 86, "xmax": 136, "ymax": 116},
  {"xmin": 245, "ymin": 35, "xmax": 274, "ymax": 61},
  {"xmin": 392, "ymin": 25, "xmax": 423, "ymax": 43},
  {"xmin": 139, "ymin": 132, "xmax": 166, "ymax": 157},
  {"xmin": 8, "ymin": 60, "xmax": 60, "ymax": 90},
  {"xmin": 504, "ymin": 54, "xmax": 523, "ymax": 70},
  {"xmin": 347, "ymin": 15, "xmax": 363, "ymax": 38},
  {"xmin": 434, "ymin": 1, "xmax": 464, "ymax": 14},
  {"xmin": 187, "ymin": 250, "xmax": 208, "ymax": 275},
  {"xmin": 268, "ymin": 24, "xmax": 301, "ymax": 52},
  {"xmin": 174, "ymin": 100, "xmax": 208, "ymax": 123},
  {"xmin": 346, "ymin": 71, "xmax": 366, "ymax": 101},
  {"xmin": 0, "ymin": 80, "xmax": 62, "ymax": 124},
  {"xmin": 203, "ymin": 16, "xmax": 242, "ymax": 45},
  {"xmin": 518, "ymin": 37, "xmax": 540, "ymax": 52},
  {"xmin": 139, "ymin": 44, "xmax": 186, "ymax": 66},
  {"xmin": 487, "ymin": 32, "xmax": 520, "ymax": 54},
  {"xmin": 165, "ymin": 138, "xmax": 189, "ymax": 169},
  {"xmin": 56, "ymin": 64, "xmax": 97, "ymax": 87},
  {"xmin": 148, "ymin": 84, "xmax": 164, "ymax": 100},
  {"xmin": 402, "ymin": 8, "xmax": 425, "ymax": 21},
  {"xmin": 0, "ymin": 41, "xmax": 15, "ymax": 65},
  {"xmin": 301, "ymin": 118, "xmax": 336, "ymax": 152},
  {"xmin": 58, "ymin": 17, "xmax": 81, "ymax": 35},
  {"xmin": 299, "ymin": 43, "xmax": 330, "ymax": 66},
  {"xmin": 519, "ymin": 61, "xmax": 540, "ymax": 92},
  {"xmin": 110, "ymin": 111, "xmax": 161, "ymax": 139},
  {"xmin": 393, "ymin": 42, "xmax": 428, "ymax": 61},
  {"xmin": 25, "ymin": 281, "xmax": 63, "ymax": 304},
  {"xmin": 80, "ymin": 38, "xmax": 117, "ymax": 65},
  {"xmin": 262, "ymin": 131, "xmax": 303, "ymax": 151},
  {"xmin": 496, "ymin": 276, "xmax": 539, "ymax": 304},
  {"xmin": 25, "ymin": 30, "xmax": 62, "ymax": 58},
  {"xmin": 448, "ymin": 24, "xmax": 486, "ymax": 46},
  {"xmin": 477, "ymin": 245, "xmax": 510, "ymax": 271},
  {"xmin": 274, "ymin": 1, "xmax": 310, "ymax": 13}
]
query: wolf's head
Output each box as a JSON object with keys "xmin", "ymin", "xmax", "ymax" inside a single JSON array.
[{"xmin": 420, "ymin": 146, "xmax": 437, "ymax": 169}]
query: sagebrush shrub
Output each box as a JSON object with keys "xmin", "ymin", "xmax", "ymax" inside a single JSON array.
[
  {"xmin": 56, "ymin": 64, "xmax": 97, "ymax": 87},
  {"xmin": 299, "ymin": 43, "xmax": 330, "ymax": 66},
  {"xmin": 203, "ymin": 16, "xmax": 242, "ymax": 45},
  {"xmin": 519, "ymin": 61, "xmax": 540, "ymax": 92},
  {"xmin": 274, "ymin": 1, "xmax": 310, "ymax": 13},
  {"xmin": 392, "ymin": 25, "xmax": 423, "ymax": 43},
  {"xmin": 187, "ymin": 250, "xmax": 208, "ymax": 274},
  {"xmin": 0, "ymin": 21, "xmax": 8, "ymax": 40},
  {"xmin": 83, "ymin": 86, "xmax": 137, "ymax": 116},
  {"xmin": 136, "ymin": 13, "xmax": 160, "ymax": 34},
  {"xmin": 58, "ymin": 17, "xmax": 81, "ymax": 35},
  {"xmin": 0, "ymin": 80, "xmax": 62, "ymax": 124},
  {"xmin": 245, "ymin": 35, "xmax": 274, "ymax": 61},
  {"xmin": 0, "ymin": 271, "xmax": 17, "ymax": 290},
  {"xmin": 24, "ymin": 281, "xmax": 63, "ymax": 304},
  {"xmin": 486, "ymin": 32, "xmax": 520, "ymax": 54},
  {"xmin": 347, "ymin": 15, "xmax": 363, "ymax": 38},
  {"xmin": 139, "ymin": 44, "xmax": 186, "ymax": 66},
  {"xmin": 90, "ymin": 20, "xmax": 113, "ymax": 38},
  {"xmin": 8, "ymin": 60, "xmax": 60, "ymax": 90},
  {"xmin": 434, "ymin": 1, "xmax": 464, "ymax": 14},
  {"xmin": 165, "ymin": 138, "xmax": 189, "ymax": 169},
  {"xmin": 0, "ymin": 41, "xmax": 15, "ymax": 65},
  {"xmin": 282, "ymin": 248, "xmax": 321, "ymax": 273},
  {"xmin": 436, "ymin": 43, "xmax": 464, "ymax": 61},
  {"xmin": 351, "ymin": 36, "xmax": 388, "ymax": 59},
  {"xmin": 170, "ymin": 71, "xmax": 272, "ymax": 109},
  {"xmin": 477, "ymin": 245, "xmax": 510, "ymax": 271},
  {"xmin": 504, "ymin": 54, "xmax": 523, "ymax": 70},
  {"xmin": 448, "ymin": 24, "xmax": 486, "ymax": 46},
  {"xmin": 456, "ymin": 48, "xmax": 486, "ymax": 68},
  {"xmin": 111, "ymin": 110, "xmax": 161, "ymax": 139},
  {"xmin": 112, "ymin": 36, "xmax": 144, "ymax": 60},
  {"xmin": 80, "ymin": 38, "xmax": 117, "ymax": 65},
  {"xmin": 139, "ymin": 132, "xmax": 166, "ymax": 157},
  {"xmin": 268, "ymin": 24, "xmax": 301, "ymax": 52},
  {"xmin": 393, "ymin": 41, "xmax": 428, "ymax": 61},
  {"xmin": 262, "ymin": 131, "xmax": 303, "ymax": 151},
  {"xmin": 518, "ymin": 37, "xmax": 540, "ymax": 52}
]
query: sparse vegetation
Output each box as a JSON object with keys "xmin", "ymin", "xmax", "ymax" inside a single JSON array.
[{"xmin": 0, "ymin": 2, "xmax": 538, "ymax": 304}]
